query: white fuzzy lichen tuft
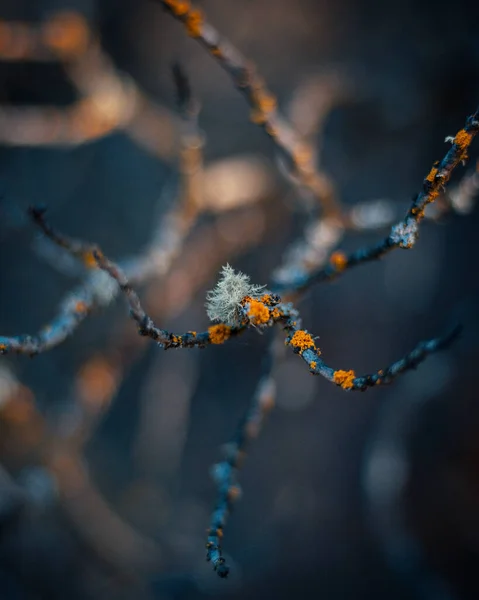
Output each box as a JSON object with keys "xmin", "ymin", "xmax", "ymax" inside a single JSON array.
[{"xmin": 205, "ymin": 264, "xmax": 266, "ymax": 326}]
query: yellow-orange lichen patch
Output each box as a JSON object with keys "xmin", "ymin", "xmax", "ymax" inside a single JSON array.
[
  {"xmin": 310, "ymin": 361, "xmax": 317, "ymax": 370},
  {"xmin": 0, "ymin": 344, "xmax": 6, "ymax": 353},
  {"xmin": 250, "ymin": 108, "xmax": 266, "ymax": 125},
  {"xmin": 171, "ymin": 335, "xmax": 182, "ymax": 345},
  {"xmin": 74, "ymin": 301, "xmax": 88, "ymax": 313},
  {"xmin": 271, "ymin": 308, "xmax": 281, "ymax": 320},
  {"xmin": 163, "ymin": 0, "xmax": 190, "ymax": 16},
  {"xmin": 260, "ymin": 294, "xmax": 273, "ymax": 305},
  {"xmin": 248, "ymin": 299, "xmax": 270, "ymax": 325},
  {"xmin": 188, "ymin": 331, "xmax": 197, "ymax": 337},
  {"xmin": 425, "ymin": 167, "xmax": 438, "ymax": 183},
  {"xmin": 292, "ymin": 143, "xmax": 312, "ymax": 168},
  {"xmin": 264, "ymin": 123, "xmax": 278, "ymax": 138},
  {"xmin": 227, "ymin": 485, "xmax": 242, "ymax": 501},
  {"xmin": 288, "ymin": 330, "xmax": 316, "ymax": 354},
  {"xmin": 330, "ymin": 251, "xmax": 348, "ymax": 272},
  {"xmin": 333, "ymin": 369, "xmax": 356, "ymax": 390},
  {"xmin": 83, "ymin": 250, "xmax": 99, "ymax": 268},
  {"xmin": 185, "ymin": 8, "xmax": 203, "ymax": 37},
  {"xmin": 250, "ymin": 90, "xmax": 277, "ymax": 125},
  {"xmin": 411, "ymin": 206, "xmax": 425, "ymax": 218},
  {"xmin": 208, "ymin": 324, "xmax": 231, "ymax": 344},
  {"xmin": 257, "ymin": 92, "xmax": 276, "ymax": 115},
  {"xmin": 454, "ymin": 129, "xmax": 473, "ymax": 150}
]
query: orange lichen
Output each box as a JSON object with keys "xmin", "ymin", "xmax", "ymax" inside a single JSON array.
[
  {"xmin": 257, "ymin": 92, "xmax": 276, "ymax": 114},
  {"xmin": 211, "ymin": 47, "xmax": 222, "ymax": 57},
  {"xmin": 188, "ymin": 331, "xmax": 197, "ymax": 337},
  {"xmin": 74, "ymin": 301, "xmax": 88, "ymax": 313},
  {"xmin": 82, "ymin": 249, "xmax": 99, "ymax": 268},
  {"xmin": 310, "ymin": 361, "xmax": 317, "ymax": 370},
  {"xmin": 247, "ymin": 299, "xmax": 270, "ymax": 325},
  {"xmin": 292, "ymin": 143, "xmax": 312, "ymax": 167},
  {"xmin": 425, "ymin": 167, "xmax": 438, "ymax": 183},
  {"xmin": 227, "ymin": 486, "xmax": 242, "ymax": 501},
  {"xmin": 454, "ymin": 129, "xmax": 473, "ymax": 149},
  {"xmin": 271, "ymin": 308, "xmax": 281, "ymax": 319},
  {"xmin": 185, "ymin": 8, "xmax": 203, "ymax": 37},
  {"xmin": 0, "ymin": 343, "xmax": 6, "ymax": 353},
  {"xmin": 163, "ymin": 0, "xmax": 190, "ymax": 16},
  {"xmin": 330, "ymin": 251, "xmax": 348, "ymax": 272},
  {"xmin": 333, "ymin": 369, "xmax": 356, "ymax": 390},
  {"xmin": 42, "ymin": 12, "xmax": 89, "ymax": 58},
  {"xmin": 250, "ymin": 108, "xmax": 267, "ymax": 125},
  {"xmin": 288, "ymin": 330, "xmax": 316, "ymax": 354},
  {"xmin": 208, "ymin": 324, "xmax": 231, "ymax": 344},
  {"xmin": 250, "ymin": 88, "xmax": 277, "ymax": 124},
  {"xmin": 171, "ymin": 335, "xmax": 182, "ymax": 345},
  {"xmin": 260, "ymin": 294, "xmax": 273, "ymax": 305},
  {"xmin": 264, "ymin": 122, "xmax": 278, "ymax": 138}
]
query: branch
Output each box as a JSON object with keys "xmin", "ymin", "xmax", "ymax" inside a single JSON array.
[
  {"xmin": 206, "ymin": 337, "xmax": 278, "ymax": 577},
  {"xmin": 272, "ymin": 107, "xmax": 479, "ymax": 293},
  {"xmin": 282, "ymin": 320, "xmax": 461, "ymax": 391}
]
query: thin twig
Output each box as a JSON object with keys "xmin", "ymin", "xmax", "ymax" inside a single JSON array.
[
  {"xmin": 272, "ymin": 108, "xmax": 479, "ymax": 293},
  {"xmin": 206, "ymin": 336, "xmax": 278, "ymax": 577}
]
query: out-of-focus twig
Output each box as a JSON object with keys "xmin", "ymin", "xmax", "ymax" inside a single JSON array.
[
  {"xmin": 206, "ymin": 336, "xmax": 278, "ymax": 577},
  {"xmin": 0, "ymin": 13, "xmax": 177, "ymax": 157},
  {"xmin": 158, "ymin": 0, "xmax": 342, "ymax": 218}
]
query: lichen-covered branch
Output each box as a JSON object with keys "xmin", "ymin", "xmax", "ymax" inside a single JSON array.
[
  {"xmin": 60, "ymin": 237, "xmax": 456, "ymax": 398},
  {"xmin": 283, "ymin": 320, "xmax": 461, "ymax": 391},
  {"xmin": 0, "ymin": 197, "xmax": 195, "ymax": 356},
  {"xmin": 273, "ymin": 107, "xmax": 479, "ymax": 293},
  {"xmin": 10, "ymin": 209, "xmax": 462, "ymax": 392}
]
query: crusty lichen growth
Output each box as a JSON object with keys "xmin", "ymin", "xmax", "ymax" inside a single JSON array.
[
  {"xmin": 287, "ymin": 330, "xmax": 318, "ymax": 355},
  {"xmin": 205, "ymin": 264, "xmax": 266, "ymax": 327},
  {"xmin": 330, "ymin": 251, "xmax": 348, "ymax": 272},
  {"xmin": 454, "ymin": 129, "xmax": 473, "ymax": 150},
  {"xmin": 162, "ymin": 0, "xmax": 190, "ymax": 16},
  {"xmin": 185, "ymin": 8, "xmax": 203, "ymax": 37},
  {"xmin": 247, "ymin": 299, "xmax": 270, "ymax": 325},
  {"xmin": 333, "ymin": 369, "xmax": 356, "ymax": 390},
  {"xmin": 208, "ymin": 324, "xmax": 231, "ymax": 345},
  {"xmin": 83, "ymin": 250, "xmax": 100, "ymax": 268},
  {"xmin": 425, "ymin": 167, "xmax": 438, "ymax": 183},
  {"xmin": 74, "ymin": 301, "xmax": 88, "ymax": 313}
]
